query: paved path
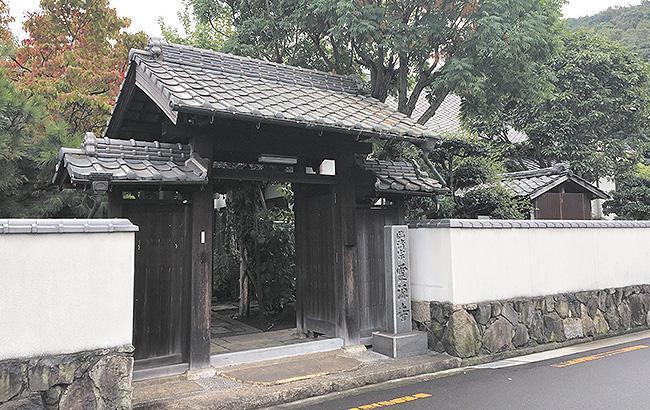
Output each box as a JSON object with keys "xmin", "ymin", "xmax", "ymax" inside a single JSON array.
[{"xmin": 297, "ymin": 333, "xmax": 650, "ymax": 410}]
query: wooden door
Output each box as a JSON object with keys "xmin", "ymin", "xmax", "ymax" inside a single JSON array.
[
  {"xmin": 355, "ymin": 207, "xmax": 398, "ymax": 340},
  {"xmin": 535, "ymin": 193, "xmax": 561, "ymax": 219},
  {"xmin": 535, "ymin": 193, "xmax": 590, "ymax": 220},
  {"xmin": 294, "ymin": 185, "xmax": 339, "ymax": 336},
  {"xmin": 124, "ymin": 200, "xmax": 191, "ymax": 369},
  {"xmin": 561, "ymin": 193, "xmax": 589, "ymax": 220}
]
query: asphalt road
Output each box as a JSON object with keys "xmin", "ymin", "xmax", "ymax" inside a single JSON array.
[{"xmin": 302, "ymin": 337, "xmax": 650, "ymax": 410}]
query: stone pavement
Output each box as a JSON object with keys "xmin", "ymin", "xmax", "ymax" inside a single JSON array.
[
  {"xmin": 210, "ymin": 309, "xmax": 313, "ymax": 355},
  {"xmin": 132, "ymin": 348, "xmax": 461, "ymax": 409}
]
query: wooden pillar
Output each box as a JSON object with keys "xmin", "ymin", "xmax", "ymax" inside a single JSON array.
[
  {"xmin": 189, "ymin": 136, "xmax": 214, "ymax": 370},
  {"xmin": 336, "ymin": 153, "xmax": 360, "ymax": 345},
  {"xmin": 107, "ymin": 189, "xmax": 123, "ymax": 218},
  {"xmin": 292, "ymin": 184, "xmax": 306, "ymax": 335}
]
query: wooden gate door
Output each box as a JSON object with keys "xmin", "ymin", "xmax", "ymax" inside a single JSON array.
[
  {"xmin": 355, "ymin": 207, "xmax": 398, "ymax": 340},
  {"xmin": 124, "ymin": 200, "xmax": 191, "ymax": 369},
  {"xmin": 294, "ymin": 185, "xmax": 339, "ymax": 337}
]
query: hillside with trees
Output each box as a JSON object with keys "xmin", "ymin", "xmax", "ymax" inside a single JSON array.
[{"xmin": 568, "ymin": 1, "xmax": 650, "ymax": 61}]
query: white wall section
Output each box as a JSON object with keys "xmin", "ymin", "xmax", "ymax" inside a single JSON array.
[
  {"xmin": 410, "ymin": 219, "xmax": 650, "ymax": 305},
  {"xmin": 0, "ymin": 220, "xmax": 136, "ymax": 360}
]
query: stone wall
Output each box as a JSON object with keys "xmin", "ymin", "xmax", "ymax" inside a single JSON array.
[
  {"xmin": 0, "ymin": 346, "xmax": 133, "ymax": 409},
  {"xmin": 413, "ymin": 285, "xmax": 650, "ymax": 358}
]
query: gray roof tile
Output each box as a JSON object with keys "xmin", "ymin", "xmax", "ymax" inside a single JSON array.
[
  {"xmin": 357, "ymin": 157, "xmax": 447, "ymax": 197},
  {"xmin": 386, "ymin": 93, "xmax": 528, "ymax": 143},
  {"xmin": 0, "ymin": 219, "xmax": 138, "ymax": 234},
  {"xmin": 410, "ymin": 219, "xmax": 650, "ymax": 229},
  {"xmin": 123, "ymin": 39, "xmax": 436, "ymax": 141},
  {"xmin": 500, "ymin": 164, "xmax": 609, "ymax": 200},
  {"xmin": 54, "ymin": 133, "xmax": 208, "ymax": 186}
]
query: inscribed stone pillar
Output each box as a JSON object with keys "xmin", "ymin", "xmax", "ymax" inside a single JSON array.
[{"xmin": 372, "ymin": 225, "xmax": 428, "ymax": 358}]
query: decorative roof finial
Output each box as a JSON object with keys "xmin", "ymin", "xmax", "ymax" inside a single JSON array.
[{"xmin": 147, "ymin": 37, "xmax": 164, "ymax": 59}]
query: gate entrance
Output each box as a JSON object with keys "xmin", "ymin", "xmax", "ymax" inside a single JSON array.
[
  {"xmin": 53, "ymin": 39, "xmax": 447, "ymax": 376},
  {"xmin": 124, "ymin": 197, "xmax": 191, "ymax": 369}
]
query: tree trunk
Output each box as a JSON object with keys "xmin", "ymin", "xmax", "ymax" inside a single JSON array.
[{"xmin": 238, "ymin": 238, "xmax": 250, "ymax": 317}]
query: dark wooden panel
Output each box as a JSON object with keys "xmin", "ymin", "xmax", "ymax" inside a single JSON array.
[
  {"xmin": 124, "ymin": 201, "xmax": 191, "ymax": 369},
  {"xmin": 189, "ymin": 188, "xmax": 214, "ymax": 370},
  {"xmin": 535, "ymin": 193, "xmax": 561, "ymax": 220},
  {"xmin": 294, "ymin": 185, "xmax": 338, "ymax": 337},
  {"xmin": 562, "ymin": 193, "xmax": 588, "ymax": 220},
  {"xmin": 355, "ymin": 207, "xmax": 398, "ymax": 338}
]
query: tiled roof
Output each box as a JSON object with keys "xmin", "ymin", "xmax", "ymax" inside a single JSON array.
[
  {"xmin": 501, "ymin": 164, "xmax": 609, "ymax": 200},
  {"xmin": 357, "ymin": 157, "xmax": 446, "ymax": 196},
  {"xmin": 0, "ymin": 219, "xmax": 138, "ymax": 234},
  {"xmin": 410, "ymin": 219, "xmax": 650, "ymax": 229},
  {"xmin": 120, "ymin": 39, "xmax": 437, "ymax": 141},
  {"xmin": 54, "ymin": 133, "xmax": 208, "ymax": 187},
  {"xmin": 386, "ymin": 93, "xmax": 528, "ymax": 144}
]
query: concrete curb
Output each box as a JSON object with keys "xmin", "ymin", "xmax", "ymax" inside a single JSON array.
[{"xmin": 134, "ymin": 354, "xmax": 461, "ymax": 409}]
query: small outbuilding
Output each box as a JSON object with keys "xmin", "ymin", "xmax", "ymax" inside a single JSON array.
[{"xmin": 501, "ymin": 164, "xmax": 610, "ymax": 220}]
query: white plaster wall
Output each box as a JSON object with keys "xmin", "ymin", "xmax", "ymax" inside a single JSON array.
[
  {"xmin": 0, "ymin": 232, "xmax": 135, "ymax": 360},
  {"xmin": 410, "ymin": 226, "xmax": 650, "ymax": 305}
]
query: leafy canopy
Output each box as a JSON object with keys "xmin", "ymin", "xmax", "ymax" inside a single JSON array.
[
  {"xmin": 0, "ymin": 0, "xmax": 146, "ymax": 218},
  {"xmin": 604, "ymin": 163, "xmax": 650, "ymax": 220},
  {"xmin": 7, "ymin": 0, "xmax": 146, "ymax": 136},
  {"xmin": 510, "ymin": 30, "xmax": 650, "ymax": 181},
  {"xmin": 172, "ymin": 0, "xmax": 563, "ymax": 128},
  {"xmin": 568, "ymin": 1, "xmax": 650, "ymax": 62}
]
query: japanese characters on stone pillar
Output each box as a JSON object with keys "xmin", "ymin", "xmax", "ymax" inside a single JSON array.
[
  {"xmin": 372, "ymin": 225, "xmax": 427, "ymax": 358},
  {"xmin": 386, "ymin": 225, "xmax": 413, "ymax": 334}
]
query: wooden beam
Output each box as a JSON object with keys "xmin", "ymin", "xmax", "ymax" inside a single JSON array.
[
  {"xmin": 105, "ymin": 65, "xmax": 137, "ymax": 138},
  {"xmin": 189, "ymin": 136, "xmax": 214, "ymax": 370},
  {"xmin": 335, "ymin": 152, "xmax": 360, "ymax": 345},
  {"xmin": 212, "ymin": 168, "xmax": 338, "ymax": 185},
  {"xmin": 162, "ymin": 121, "xmax": 373, "ymax": 158},
  {"xmin": 107, "ymin": 189, "xmax": 123, "ymax": 217}
]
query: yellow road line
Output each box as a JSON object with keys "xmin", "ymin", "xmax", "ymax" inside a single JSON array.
[
  {"xmin": 551, "ymin": 345, "xmax": 648, "ymax": 368},
  {"xmin": 348, "ymin": 393, "xmax": 432, "ymax": 409}
]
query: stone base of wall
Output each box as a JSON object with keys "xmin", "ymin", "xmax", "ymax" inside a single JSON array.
[
  {"xmin": 0, "ymin": 346, "xmax": 133, "ymax": 409},
  {"xmin": 412, "ymin": 285, "xmax": 650, "ymax": 358}
]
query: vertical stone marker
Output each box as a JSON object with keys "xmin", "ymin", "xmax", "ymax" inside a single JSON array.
[{"xmin": 372, "ymin": 226, "xmax": 428, "ymax": 358}]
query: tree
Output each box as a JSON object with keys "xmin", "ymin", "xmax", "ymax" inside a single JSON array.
[
  {"xmin": 604, "ymin": 163, "xmax": 650, "ymax": 220},
  {"xmin": 7, "ymin": 0, "xmax": 146, "ymax": 137},
  {"xmin": 175, "ymin": 0, "xmax": 563, "ymax": 125},
  {"xmin": 406, "ymin": 133, "xmax": 529, "ymax": 220},
  {"xmin": 0, "ymin": 65, "xmax": 88, "ymax": 217},
  {"xmin": 568, "ymin": 1, "xmax": 650, "ymax": 62},
  {"xmin": 0, "ymin": 0, "xmax": 148, "ymax": 218},
  {"xmin": 509, "ymin": 31, "xmax": 650, "ymax": 182},
  {"xmin": 0, "ymin": 0, "xmax": 12, "ymax": 46}
]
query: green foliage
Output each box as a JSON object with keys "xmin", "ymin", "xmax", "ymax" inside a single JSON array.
[
  {"xmin": 604, "ymin": 163, "xmax": 650, "ymax": 220},
  {"xmin": 512, "ymin": 30, "xmax": 650, "ymax": 182},
  {"xmin": 0, "ymin": 0, "xmax": 145, "ymax": 218},
  {"xmin": 159, "ymin": 0, "xmax": 232, "ymax": 51},
  {"xmin": 170, "ymin": 0, "xmax": 563, "ymax": 131},
  {"xmin": 0, "ymin": 67, "xmax": 89, "ymax": 217},
  {"xmin": 216, "ymin": 183, "xmax": 295, "ymax": 314},
  {"xmin": 404, "ymin": 133, "xmax": 528, "ymax": 220},
  {"xmin": 455, "ymin": 185, "xmax": 530, "ymax": 219},
  {"xmin": 568, "ymin": 1, "xmax": 650, "ymax": 61},
  {"xmin": 426, "ymin": 133, "xmax": 504, "ymax": 194}
]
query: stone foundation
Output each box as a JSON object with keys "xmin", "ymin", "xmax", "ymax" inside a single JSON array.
[
  {"xmin": 412, "ymin": 285, "xmax": 650, "ymax": 358},
  {"xmin": 0, "ymin": 346, "xmax": 133, "ymax": 409}
]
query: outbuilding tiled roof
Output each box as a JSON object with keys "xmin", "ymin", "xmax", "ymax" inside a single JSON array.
[
  {"xmin": 117, "ymin": 39, "xmax": 437, "ymax": 141},
  {"xmin": 501, "ymin": 164, "xmax": 609, "ymax": 200},
  {"xmin": 54, "ymin": 133, "xmax": 208, "ymax": 187},
  {"xmin": 357, "ymin": 157, "xmax": 447, "ymax": 196}
]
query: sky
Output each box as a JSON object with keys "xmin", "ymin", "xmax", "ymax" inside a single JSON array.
[{"xmin": 6, "ymin": 0, "xmax": 645, "ymax": 40}]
